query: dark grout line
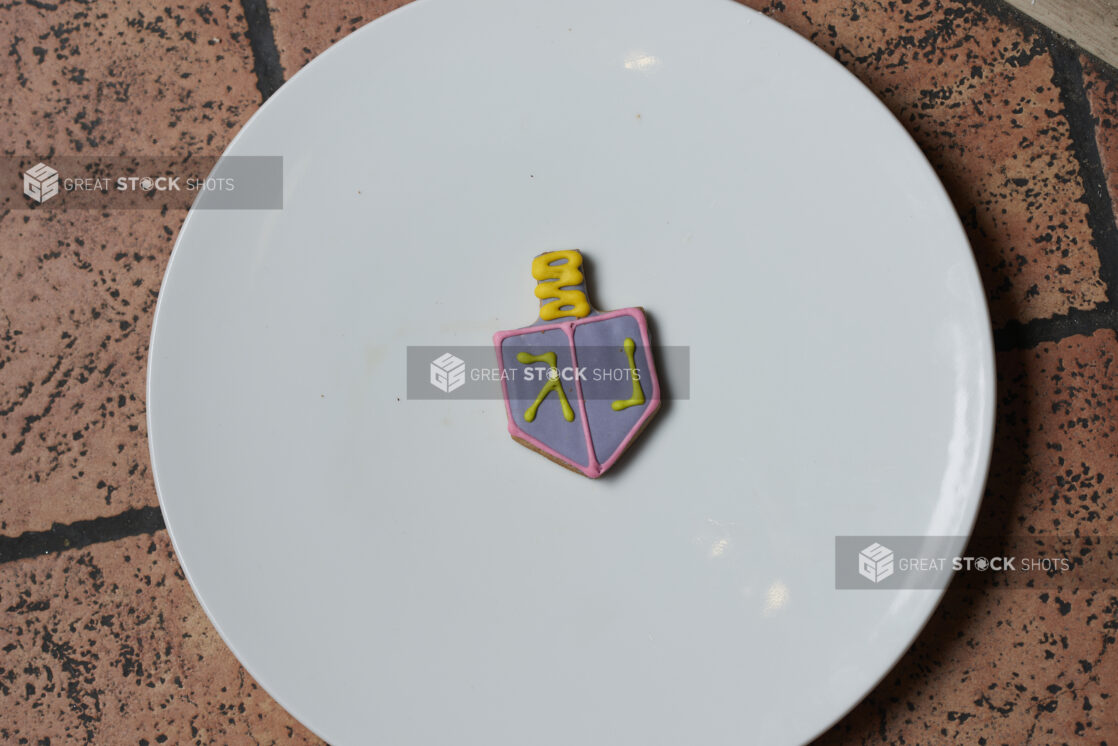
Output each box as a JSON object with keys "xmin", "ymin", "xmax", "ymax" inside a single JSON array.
[
  {"xmin": 0, "ymin": 506, "xmax": 166, "ymax": 565},
  {"xmin": 976, "ymin": 0, "xmax": 1118, "ymax": 306},
  {"xmin": 971, "ymin": 0, "xmax": 1118, "ymax": 349},
  {"xmin": 975, "ymin": 0, "xmax": 1118, "ymax": 81},
  {"xmin": 240, "ymin": 0, "xmax": 287, "ymax": 103},
  {"xmin": 994, "ymin": 307, "xmax": 1118, "ymax": 350},
  {"xmin": 1049, "ymin": 46, "xmax": 1118, "ymax": 309}
]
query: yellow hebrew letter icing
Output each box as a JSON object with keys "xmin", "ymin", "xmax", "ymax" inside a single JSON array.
[
  {"xmin": 516, "ymin": 351, "xmax": 576, "ymax": 423},
  {"xmin": 532, "ymin": 250, "xmax": 591, "ymax": 321},
  {"xmin": 611, "ymin": 338, "xmax": 646, "ymax": 412}
]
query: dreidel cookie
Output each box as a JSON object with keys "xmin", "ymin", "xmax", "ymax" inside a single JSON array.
[{"xmin": 493, "ymin": 250, "xmax": 661, "ymax": 478}]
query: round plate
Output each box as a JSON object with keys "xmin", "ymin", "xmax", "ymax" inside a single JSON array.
[{"xmin": 148, "ymin": 0, "xmax": 995, "ymax": 743}]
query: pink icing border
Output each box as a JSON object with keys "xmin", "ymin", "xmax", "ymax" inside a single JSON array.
[{"xmin": 492, "ymin": 308, "xmax": 662, "ymax": 478}]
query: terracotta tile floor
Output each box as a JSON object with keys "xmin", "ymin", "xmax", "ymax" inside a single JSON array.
[{"xmin": 2, "ymin": 0, "xmax": 1117, "ymax": 743}]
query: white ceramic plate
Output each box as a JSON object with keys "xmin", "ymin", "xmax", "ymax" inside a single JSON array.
[{"xmin": 147, "ymin": 0, "xmax": 996, "ymax": 743}]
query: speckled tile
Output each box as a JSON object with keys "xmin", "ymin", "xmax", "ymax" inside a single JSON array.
[
  {"xmin": 1, "ymin": 1, "xmax": 260, "ymax": 155},
  {"xmin": 267, "ymin": 0, "xmax": 413, "ymax": 73},
  {"xmin": 980, "ymin": 329, "xmax": 1118, "ymax": 537},
  {"xmin": 736, "ymin": 0, "xmax": 1107, "ymax": 325},
  {"xmin": 1082, "ymin": 56, "xmax": 1118, "ymax": 211},
  {"xmin": 815, "ymin": 329, "xmax": 1118, "ymax": 744},
  {"xmin": 0, "ymin": 532, "xmax": 322, "ymax": 745},
  {"xmin": 0, "ymin": 0, "xmax": 262, "ymax": 535},
  {"xmin": 0, "ymin": 211, "xmax": 180, "ymax": 535}
]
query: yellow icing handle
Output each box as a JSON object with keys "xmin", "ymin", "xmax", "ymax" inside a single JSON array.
[{"xmin": 532, "ymin": 250, "xmax": 591, "ymax": 321}]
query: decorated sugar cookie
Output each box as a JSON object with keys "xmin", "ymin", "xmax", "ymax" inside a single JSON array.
[{"xmin": 493, "ymin": 250, "xmax": 661, "ymax": 478}]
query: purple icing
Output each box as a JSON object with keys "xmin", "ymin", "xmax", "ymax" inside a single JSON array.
[
  {"xmin": 572, "ymin": 314, "xmax": 651, "ymax": 464},
  {"xmin": 499, "ymin": 327, "xmax": 590, "ymax": 467}
]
